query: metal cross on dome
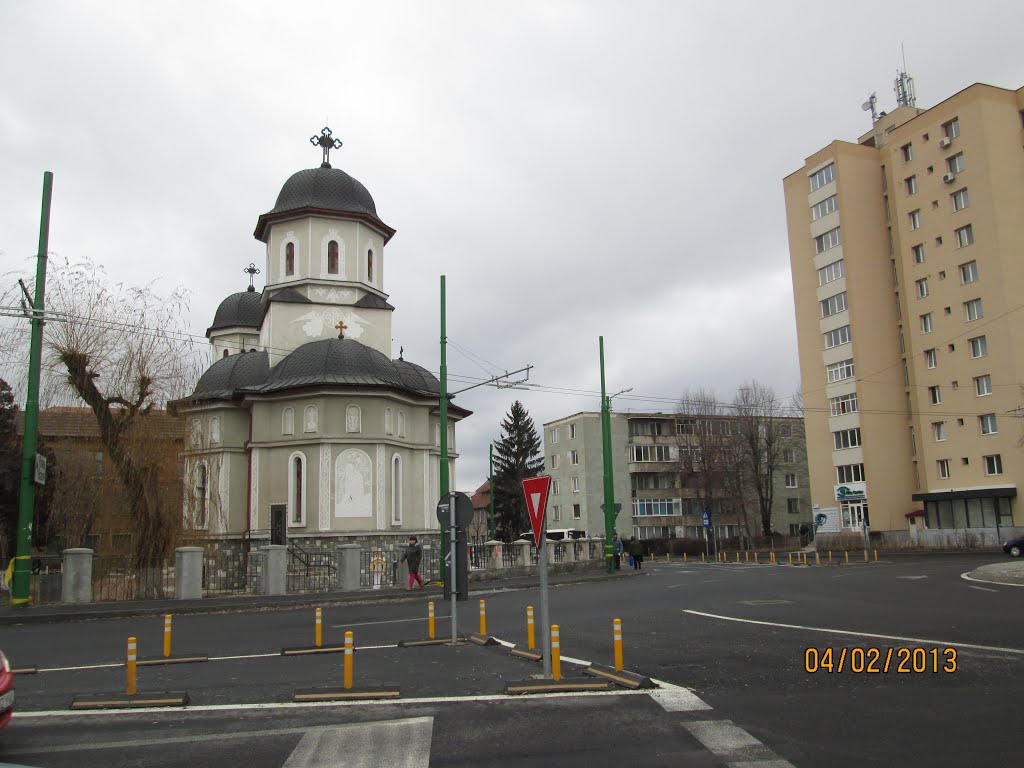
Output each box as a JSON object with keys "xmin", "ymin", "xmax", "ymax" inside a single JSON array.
[
  {"xmin": 243, "ymin": 263, "xmax": 261, "ymax": 292},
  {"xmin": 335, "ymin": 320, "xmax": 348, "ymax": 339},
  {"xmin": 310, "ymin": 127, "xmax": 342, "ymax": 168}
]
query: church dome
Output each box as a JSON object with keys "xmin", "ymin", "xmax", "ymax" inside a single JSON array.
[
  {"xmin": 190, "ymin": 350, "xmax": 270, "ymax": 401},
  {"xmin": 251, "ymin": 338, "xmax": 438, "ymax": 396},
  {"xmin": 207, "ymin": 290, "xmax": 265, "ymax": 334},
  {"xmin": 254, "ymin": 165, "xmax": 395, "ymax": 243}
]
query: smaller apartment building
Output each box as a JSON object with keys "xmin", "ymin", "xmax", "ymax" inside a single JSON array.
[{"xmin": 543, "ymin": 411, "xmax": 811, "ymax": 542}]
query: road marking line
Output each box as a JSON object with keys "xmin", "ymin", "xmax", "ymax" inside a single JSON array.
[
  {"xmin": 683, "ymin": 720, "xmax": 795, "ymax": 766},
  {"xmin": 683, "ymin": 609, "xmax": 1024, "ymax": 655},
  {"xmin": 961, "ymin": 572, "xmax": 1024, "ymax": 588},
  {"xmin": 967, "ymin": 585, "xmax": 999, "ymax": 593},
  {"xmin": 13, "ymin": 688, "xmax": 651, "ymax": 720},
  {"xmin": 283, "ymin": 717, "xmax": 432, "ymax": 768},
  {"xmin": 330, "ymin": 616, "xmax": 450, "ymax": 629},
  {"xmin": 648, "ymin": 682, "xmax": 712, "ymax": 712}
]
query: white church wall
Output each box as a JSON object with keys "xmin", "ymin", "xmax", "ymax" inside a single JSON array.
[{"xmin": 262, "ymin": 301, "xmax": 392, "ymax": 362}]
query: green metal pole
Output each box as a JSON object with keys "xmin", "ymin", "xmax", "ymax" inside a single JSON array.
[
  {"xmin": 600, "ymin": 336, "xmax": 616, "ymax": 573},
  {"xmin": 13, "ymin": 171, "xmax": 53, "ymax": 606},
  {"xmin": 439, "ymin": 276, "xmax": 448, "ymax": 587},
  {"xmin": 488, "ymin": 443, "xmax": 495, "ymax": 540}
]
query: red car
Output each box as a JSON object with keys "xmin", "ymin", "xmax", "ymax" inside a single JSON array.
[{"xmin": 0, "ymin": 649, "xmax": 13, "ymax": 729}]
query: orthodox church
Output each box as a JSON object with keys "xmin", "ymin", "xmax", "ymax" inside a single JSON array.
[{"xmin": 175, "ymin": 129, "xmax": 468, "ymax": 549}]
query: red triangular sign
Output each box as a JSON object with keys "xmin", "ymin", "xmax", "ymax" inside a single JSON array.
[{"xmin": 522, "ymin": 475, "xmax": 552, "ymax": 547}]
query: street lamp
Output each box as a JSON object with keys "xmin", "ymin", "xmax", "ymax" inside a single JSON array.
[{"xmin": 599, "ymin": 335, "xmax": 632, "ymax": 573}]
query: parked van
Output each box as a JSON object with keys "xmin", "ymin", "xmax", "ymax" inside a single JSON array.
[{"xmin": 518, "ymin": 528, "xmax": 587, "ymax": 542}]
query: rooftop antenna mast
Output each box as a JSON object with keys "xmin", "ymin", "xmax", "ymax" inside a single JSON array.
[
  {"xmin": 862, "ymin": 92, "xmax": 879, "ymax": 124},
  {"xmin": 894, "ymin": 44, "xmax": 916, "ymax": 107}
]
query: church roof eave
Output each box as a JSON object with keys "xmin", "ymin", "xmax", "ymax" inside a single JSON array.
[{"xmin": 253, "ymin": 208, "xmax": 396, "ymax": 244}]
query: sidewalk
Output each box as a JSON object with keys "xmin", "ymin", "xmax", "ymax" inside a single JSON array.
[
  {"xmin": 0, "ymin": 567, "xmax": 625, "ymax": 626},
  {"xmin": 965, "ymin": 559, "xmax": 1024, "ymax": 586}
]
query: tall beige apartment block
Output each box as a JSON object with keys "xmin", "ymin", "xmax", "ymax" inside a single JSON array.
[{"xmin": 784, "ymin": 82, "xmax": 1024, "ymax": 545}]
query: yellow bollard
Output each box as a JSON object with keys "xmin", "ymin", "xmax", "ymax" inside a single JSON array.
[
  {"xmin": 788, "ymin": 552, "xmax": 793, "ymax": 565},
  {"xmin": 551, "ymin": 625, "xmax": 562, "ymax": 682},
  {"xmin": 815, "ymin": 552, "xmax": 820, "ymax": 566},
  {"xmin": 845, "ymin": 550, "xmax": 850, "ymax": 564},
  {"xmin": 864, "ymin": 549, "xmax": 869, "ymax": 562},
  {"xmin": 874, "ymin": 549, "xmax": 879, "ymax": 562},
  {"xmin": 613, "ymin": 618, "xmax": 623, "ymax": 672},
  {"xmin": 343, "ymin": 631, "xmax": 354, "ymax": 690},
  {"xmin": 803, "ymin": 553, "xmax": 809, "ymax": 566},
  {"xmin": 126, "ymin": 636, "xmax": 138, "ymax": 696},
  {"xmin": 315, "ymin": 607, "xmax": 323, "ymax": 648},
  {"xmin": 527, "ymin": 606, "xmax": 536, "ymax": 650},
  {"xmin": 754, "ymin": 552, "xmax": 759, "ymax": 564},
  {"xmin": 829, "ymin": 550, "xmax": 833, "ymax": 563},
  {"xmin": 163, "ymin": 614, "xmax": 172, "ymax": 658},
  {"xmin": 428, "ymin": 601, "xmax": 436, "ymax": 640},
  {"xmin": 479, "ymin": 599, "xmax": 487, "ymax": 636},
  {"xmin": 684, "ymin": 552, "xmax": 688, "ymax": 562},
  {"xmin": 745, "ymin": 551, "xmax": 749, "ymax": 563}
]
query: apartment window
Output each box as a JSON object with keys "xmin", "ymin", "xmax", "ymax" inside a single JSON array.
[
  {"xmin": 937, "ymin": 459, "xmax": 950, "ymax": 479},
  {"xmin": 820, "ymin": 291, "xmax": 848, "ymax": 318},
  {"xmin": 932, "ymin": 422, "xmax": 946, "ymax": 441},
  {"xmin": 901, "ymin": 143, "xmax": 913, "ymax": 162},
  {"xmin": 912, "ymin": 244, "xmax": 925, "ymax": 264},
  {"xmin": 969, "ymin": 336, "xmax": 988, "ymax": 358},
  {"xmin": 823, "ymin": 325, "xmax": 851, "ymax": 349},
  {"xmin": 809, "ymin": 163, "xmax": 835, "ymax": 192},
  {"xmin": 573, "ymin": 503, "xmax": 582, "ymax": 520},
  {"xmin": 550, "ymin": 428, "xmax": 559, "ymax": 444},
  {"xmin": 924, "ymin": 348, "xmax": 937, "ymax": 369},
  {"xmin": 787, "ymin": 499, "xmax": 800, "ymax": 515},
  {"xmin": 817, "ymin": 259, "xmax": 844, "ymax": 286},
  {"xmin": 570, "ymin": 450, "xmax": 579, "ymax": 465},
  {"xmin": 552, "ymin": 505, "xmax": 561, "ymax": 522},
  {"xmin": 909, "ymin": 210, "xmax": 921, "ymax": 230},
  {"xmin": 785, "ymin": 474, "xmax": 797, "ymax": 488},
  {"xmin": 955, "ymin": 225, "xmax": 974, "ymax": 248},
  {"xmin": 552, "ymin": 479, "xmax": 560, "ymax": 495},
  {"xmin": 571, "ymin": 476, "xmax": 580, "ymax": 493},
  {"xmin": 979, "ymin": 414, "xmax": 998, "ymax": 435},
  {"xmin": 915, "ymin": 278, "xmax": 929, "ymax": 299},
  {"xmin": 974, "ymin": 374, "xmax": 992, "ymax": 396},
  {"xmin": 959, "ymin": 260, "xmax": 978, "ymax": 284},
  {"xmin": 833, "ymin": 428, "xmax": 861, "ymax": 450},
  {"xmin": 984, "ymin": 454, "xmax": 1003, "ymax": 476},
  {"xmin": 836, "ymin": 464, "xmax": 866, "ymax": 483},
  {"xmin": 569, "ymin": 423, "xmax": 577, "ymax": 439},
  {"xmin": 829, "ymin": 392, "xmax": 858, "ymax": 416},
  {"xmin": 826, "ymin": 359, "xmax": 855, "ymax": 384},
  {"xmin": 815, "ymin": 227, "xmax": 841, "ymax": 254},
  {"xmin": 783, "ymin": 448, "xmax": 796, "ymax": 463},
  {"xmin": 551, "ymin": 454, "xmax": 559, "ymax": 470},
  {"xmin": 947, "ymin": 153, "xmax": 965, "ymax": 174},
  {"xmin": 629, "ymin": 445, "xmax": 672, "ymax": 462},
  {"xmin": 905, "ymin": 175, "xmax": 917, "ymax": 195},
  {"xmin": 952, "ymin": 188, "xmax": 969, "ymax": 211},
  {"xmin": 928, "ymin": 385, "xmax": 941, "ymax": 405},
  {"xmin": 943, "ymin": 118, "xmax": 960, "ymax": 139},
  {"xmin": 920, "ymin": 313, "xmax": 933, "ymax": 334},
  {"xmin": 811, "ymin": 194, "xmax": 838, "ymax": 220},
  {"xmin": 965, "ymin": 298, "xmax": 983, "ymax": 321}
]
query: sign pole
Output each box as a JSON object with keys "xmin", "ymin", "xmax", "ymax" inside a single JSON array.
[
  {"xmin": 538, "ymin": 517, "xmax": 551, "ymax": 678},
  {"xmin": 449, "ymin": 490, "xmax": 458, "ymax": 644}
]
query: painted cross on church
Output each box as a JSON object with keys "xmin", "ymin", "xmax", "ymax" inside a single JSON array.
[
  {"xmin": 310, "ymin": 127, "xmax": 342, "ymax": 168},
  {"xmin": 336, "ymin": 320, "xmax": 348, "ymax": 339}
]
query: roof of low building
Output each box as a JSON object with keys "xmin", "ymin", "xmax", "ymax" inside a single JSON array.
[
  {"xmin": 190, "ymin": 350, "xmax": 271, "ymax": 401},
  {"xmin": 207, "ymin": 290, "xmax": 266, "ymax": 335}
]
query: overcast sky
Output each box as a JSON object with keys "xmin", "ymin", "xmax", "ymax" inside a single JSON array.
[{"xmin": 1, "ymin": 1, "xmax": 1021, "ymax": 492}]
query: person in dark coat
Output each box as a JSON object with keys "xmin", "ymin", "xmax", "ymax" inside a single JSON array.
[
  {"xmin": 612, "ymin": 533, "xmax": 623, "ymax": 570},
  {"xmin": 401, "ymin": 536, "xmax": 423, "ymax": 589},
  {"xmin": 627, "ymin": 537, "xmax": 644, "ymax": 570}
]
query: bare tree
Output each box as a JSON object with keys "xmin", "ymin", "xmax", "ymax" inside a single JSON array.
[
  {"xmin": 3, "ymin": 257, "xmax": 200, "ymax": 576},
  {"xmin": 732, "ymin": 380, "xmax": 790, "ymax": 538}
]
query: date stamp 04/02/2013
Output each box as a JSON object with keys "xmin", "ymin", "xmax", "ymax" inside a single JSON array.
[{"xmin": 804, "ymin": 647, "xmax": 958, "ymax": 674}]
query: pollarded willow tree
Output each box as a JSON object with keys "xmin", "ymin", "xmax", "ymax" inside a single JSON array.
[
  {"xmin": 491, "ymin": 400, "xmax": 544, "ymax": 542},
  {"xmin": 1, "ymin": 257, "xmax": 202, "ymax": 573}
]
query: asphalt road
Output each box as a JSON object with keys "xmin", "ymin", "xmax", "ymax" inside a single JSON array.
[{"xmin": 1, "ymin": 552, "xmax": 1020, "ymax": 767}]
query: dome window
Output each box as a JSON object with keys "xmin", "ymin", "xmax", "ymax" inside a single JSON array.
[
  {"xmin": 367, "ymin": 249, "xmax": 374, "ymax": 283},
  {"xmin": 328, "ymin": 241, "xmax": 339, "ymax": 275},
  {"xmin": 285, "ymin": 242, "xmax": 295, "ymax": 276},
  {"xmin": 222, "ymin": 349, "xmax": 229, "ymax": 359}
]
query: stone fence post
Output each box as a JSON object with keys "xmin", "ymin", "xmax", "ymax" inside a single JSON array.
[
  {"xmin": 517, "ymin": 540, "xmax": 532, "ymax": 569},
  {"xmin": 336, "ymin": 544, "xmax": 360, "ymax": 591},
  {"xmin": 487, "ymin": 540, "xmax": 504, "ymax": 570},
  {"xmin": 175, "ymin": 547, "xmax": 203, "ymax": 600},
  {"xmin": 61, "ymin": 548, "xmax": 93, "ymax": 604},
  {"xmin": 260, "ymin": 544, "xmax": 287, "ymax": 596}
]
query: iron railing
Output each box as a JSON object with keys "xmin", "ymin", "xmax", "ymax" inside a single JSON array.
[
  {"xmin": 287, "ymin": 541, "xmax": 337, "ymax": 593},
  {"xmin": 360, "ymin": 548, "xmax": 399, "ymax": 588},
  {"xmin": 501, "ymin": 543, "xmax": 520, "ymax": 568},
  {"xmin": 92, "ymin": 554, "xmax": 174, "ymax": 601}
]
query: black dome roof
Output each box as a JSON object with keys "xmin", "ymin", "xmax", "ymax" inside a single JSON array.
[
  {"xmin": 254, "ymin": 166, "xmax": 395, "ymax": 243},
  {"xmin": 208, "ymin": 290, "xmax": 265, "ymax": 334},
  {"xmin": 248, "ymin": 338, "xmax": 439, "ymax": 396},
  {"xmin": 191, "ymin": 350, "xmax": 270, "ymax": 400}
]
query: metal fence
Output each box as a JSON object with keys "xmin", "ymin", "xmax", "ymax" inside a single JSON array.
[
  {"xmin": 468, "ymin": 544, "xmax": 487, "ymax": 570},
  {"xmin": 92, "ymin": 555, "xmax": 175, "ymax": 601},
  {"xmin": 360, "ymin": 548, "xmax": 399, "ymax": 589},
  {"xmin": 501, "ymin": 543, "xmax": 520, "ymax": 568},
  {"xmin": 287, "ymin": 543, "xmax": 337, "ymax": 594}
]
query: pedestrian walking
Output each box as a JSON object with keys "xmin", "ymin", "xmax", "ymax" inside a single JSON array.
[
  {"xmin": 401, "ymin": 536, "xmax": 424, "ymax": 590},
  {"xmin": 627, "ymin": 536, "xmax": 644, "ymax": 570},
  {"xmin": 612, "ymin": 533, "xmax": 624, "ymax": 570}
]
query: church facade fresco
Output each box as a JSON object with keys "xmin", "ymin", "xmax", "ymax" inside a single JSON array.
[{"xmin": 173, "ymin": 129, "xmax": 469, "ymax": 551}]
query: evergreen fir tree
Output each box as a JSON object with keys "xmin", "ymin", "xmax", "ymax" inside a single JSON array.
[{"xmin": 491, "ymin": 400, "xmax": 544, "ymax": 541}]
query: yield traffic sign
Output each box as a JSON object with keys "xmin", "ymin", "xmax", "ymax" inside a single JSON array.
[{"xmin": 522, "ymin": 475, "xmax": 552, "ymax": 547}]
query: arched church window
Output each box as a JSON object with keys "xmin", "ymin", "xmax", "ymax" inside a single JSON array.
[
  {"xmin": 385, "ymin": 407, "xmax": 393, "ymax": 435},
  {"xmin": 391, "ymin": 454, "xmax": 403, "ymax": 525},
  {"xmin": 282, "ymin": 407, "xmax": 294, "ymax": 435},
  {"xmin": 210, "ymin": 417, "xmax": 221, "ymax": 446},
  {"xmin": 398, "ymin": 411, "xmax": 406, "ymax": 439},
  {"xmin": 304, "ymin": 405, "xmax": 318, "ymax": 433},
  {"xmin": 289, "ymin": 452, "xmax": 305, "ymax": 525},
  {"xmin": 194, "ymin": 463, "xmax": 209, "ymax": 529},
  {"xmin": 346, "ymin": 405, "xmax": 361, "ymax": 433},
  {"xmin": 286, "ymin": 242, "xmax": 295, "ymax": 276},
  {"xmin": 328, "ymin": 241, "xmax": 339, "ymax": 274},
  {"xmin": 367, "ymin": 250, "xmax": 374, "ymax": 283},
  {"xmin": 222, "ymin": 349, "xmax": 229, "ymax": 359}
]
